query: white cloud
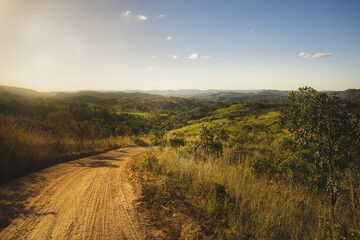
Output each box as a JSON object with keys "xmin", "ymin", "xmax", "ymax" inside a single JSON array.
[
  {"xmin": 201, "ymin": 55, "xmax": 211, "ymax": 58},
  {"xmin": 188, "ymin": 53, "xmax": 198, "ymax": 60},
  {"xmin": 168, "ymin": 55, "xmax": 178, "ymax": 59},
  {"xmin": 122, "ymin": 11, "xmax": 147, "ymax": 21},
  {"xmin": 157, "ymin": 14, "xmax": 166, "ymax": 19},
  {"xmin": 298, "ymin": 52, "xmax": 332, "ymax": 59},
  {"xmin": 137, "ymin": 15, "xmax": 147, "ymax": 21},
  {"xmin": 122, "ymin": 10, "xmax": 131, "ymax": 17},
  {"xmin": 311, "ymin": 53, "xmax": 332, "ymax": 58},
  {"xmin": 165, "ymin": 36, "xmax": 173, "ymax": 40},
  {"xmin": 148, "ymin": 67, "xmax": 155, "ymax": 70},
  {"xmin": 151, "ymin": 55, "xmax": 158, "ymax": 58},
  {"xmin": 247, "ymin": 28, "xmax": 255, "ymax": 33},
  {"xmin": 298, "ymin": 52, "xmax": 312, "ymax": 58}
]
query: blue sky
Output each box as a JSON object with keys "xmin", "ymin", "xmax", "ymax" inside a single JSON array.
[{"xmin": 0, "ymin": 0, "xmax": 359, "ymax": 91}]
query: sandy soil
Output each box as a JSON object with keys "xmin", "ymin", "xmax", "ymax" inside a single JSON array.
[{"xmin": 0, "ymin": 146, "xmax": 149, "ymax": 240}]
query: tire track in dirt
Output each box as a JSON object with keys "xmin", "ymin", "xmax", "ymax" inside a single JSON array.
[{"xmin": 0, "ymin": 146, "xmax": 148, "ymax": 240}]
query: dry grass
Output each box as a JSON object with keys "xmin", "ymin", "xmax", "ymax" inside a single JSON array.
[
  {"xmin": 0, "ymin": 114, "xmax": 133, "ymax": 183},
  {"xmin": 141, "ymin": 147, "xmax": 360, "ymax": 239}
]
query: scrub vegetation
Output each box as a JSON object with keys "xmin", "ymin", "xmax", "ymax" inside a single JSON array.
[
  {"xmin": 136, "ymin": 87, "xmax": 360, "ymax": 239},
  {"xmin": 1, "ymin": 86, "xmax": 360, "ymax": 239}
]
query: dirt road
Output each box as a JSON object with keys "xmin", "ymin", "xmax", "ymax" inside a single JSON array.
[{"xmin": 0, "ymin": 146, "xmax": 148, "ymax": 240}]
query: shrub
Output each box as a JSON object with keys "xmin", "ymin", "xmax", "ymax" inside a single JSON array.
[
  {"xmin": 168, "ymin": 137, "xmax": 186, "ymax": 148},
  {"xmin": 0, "ymin": 113, "xmax": 130, "ymax": 183}
]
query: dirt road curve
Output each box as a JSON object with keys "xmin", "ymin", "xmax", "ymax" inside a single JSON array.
[{"xmin": 0, "ymin": 146, "xmax": 148, "ymax": 240}]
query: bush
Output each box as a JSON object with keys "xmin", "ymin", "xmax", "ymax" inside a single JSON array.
[
  {"xmin": 0, "ymin": 113, "xmax": 130, "ymax": 183},
  {"xmin": 168, "ymin": 137, "xmax": 186, "ymax": 148}
]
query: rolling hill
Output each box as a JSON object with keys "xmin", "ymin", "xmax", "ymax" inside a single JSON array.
[
  {"xmin": 1, "ymin": 85, "xmax": 359, "ymax": 103},
  {"xmin": 337, "ymin": 89, "xmax": 360, "ymax": 100},
  {"xmin": 0, "ymin": 85, "xmax": 45, "ymax": 100}
]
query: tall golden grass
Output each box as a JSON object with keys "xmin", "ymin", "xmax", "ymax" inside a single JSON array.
[
  {"xmin": 144, "ymin": 146, "xmax": 360, "ymax": 239},
  {"xmin": 0, "ymin": 114, "xmax": 133, "ymax": 183}
]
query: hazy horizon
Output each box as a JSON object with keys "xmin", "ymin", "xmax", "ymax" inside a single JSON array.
[
  {"xmin": 1, "ymin": 0, "xmax": 359, "ymax": 91},
  {"xmin": 3, "ymin": 84, "xmax": 354, "ymax": 94},
  {"xmin": 1, "ymin": 83, "xmax": 357, "ymax": 93}
]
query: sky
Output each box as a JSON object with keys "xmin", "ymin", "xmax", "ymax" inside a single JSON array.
[{"xmin": 0, "ymin": 0, "xmax": 359, "ymax": 91}]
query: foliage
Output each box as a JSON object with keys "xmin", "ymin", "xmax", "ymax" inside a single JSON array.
[
  {"xmin": 135, "ymin": 86, "xmax": 360, "ymax": 239},
  {"xmin": 149, "ymin": 112, "xmax": 167, "ymax": 146},
  {"xmin": 0, "ymin": 98, "xmax": 155, "ymax": 136},
  {"xmin": 139, "ymin": 147, "xmax": 360, "ymax": 239},
  {"xmin": 168, "ymin": 137, "xmax": 186, "ymax": 148},
  {"xmin": 282, "ymin": 86, "xmax": 360, "ymax": 221},
  {"xmin": 198, "ymin": 126, "xmax": 223, "ymax": 155},
  {"xmin": 0, "ymin": 114, "xmax": 131, "ymax": 183},
  {"xmin": 139, "ymin": 150, "xmax": 158, "ymax": 172},
  {"xmin": 2, "ymin": 85, "xmax": 360, "ymax": 238}
]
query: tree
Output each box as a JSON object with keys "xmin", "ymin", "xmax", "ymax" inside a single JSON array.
[
  {"xmin": 196, "ymin": 126, "xmax": 223, "ymax": 156},
  {"xmin": 46, "ymin": 111, "xmax": 75, "ymax": 137},
  {"xmin": 115, "ymin": 123, "xmax": 131, "ymax": 136},
  {"xmin": 168, "ymin": 137, "xmax": 186, "ymax": 148},
  {"xmin": 77, "ymin": 121, "xmax": 95, "ymax": 140},
  {"xmin": 282, "ymin": 87, "xmax": 360, "ymax": 222},
  {"xmin": 149, "ymin": 112, "xmax": 167, "ymax": 146}
]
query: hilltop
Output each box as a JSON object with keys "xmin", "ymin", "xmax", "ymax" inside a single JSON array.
[
  {"xmin": 1, "ymin": 85, "xmax": 359, "ymax": 103},
  {"xmin": 337, "ymin": 89, "xmax": 360, "ymax": 100}
]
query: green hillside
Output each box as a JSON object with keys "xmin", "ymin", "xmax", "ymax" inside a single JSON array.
[
  {"xmin": 337, "ymin": 89, "xmax": 360, "ymax": 100},
  {"xmin": 193, "ymin": 90, "xmax": 290, "ymax": 102},
  {"xmin": 54, "ymin": 90, "xmax": 162, "ymax": 100},
  {"xmin": 137, "ymin": 88, "xmax": 360, "ymax": 239},
  {"xmin": 169, "ymin": 101, "xmax": 282, "ymax": 137},
  {"xmin": 0, "ymin": 85, "xmax": 44, "ymax": 100},
  {"xmin": 1, "ymin": 85, "xmax": 360, "ymax": 239}
]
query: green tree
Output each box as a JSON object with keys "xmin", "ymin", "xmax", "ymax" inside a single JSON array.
[
  {"xmin": 149, "ymin": 112, "xmax": 167, "ymax": 145},
  {"xmin": 168, "ymin": 137, "xmax": 186, "ymax": 148},
  {"xmin": 197, "ymin": 126, "xmax": 223, "ymax": 156},
  {"xmin": 282, "ymin": 87, "xmax": 360, "ymax": 222},
  {"xmin": 46, "ymin": 111, "xmax": 76, "ymax": 137},
  {"xmin": 115, "ymin": 123, "xmax": 131, "ymax": 136},
  {"xmin": 76, "ymin": 121, "xmax": 95, "ymax": 140}
]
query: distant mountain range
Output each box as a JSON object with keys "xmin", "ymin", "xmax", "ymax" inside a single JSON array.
[
  {"xmin": 191, "ymin": 90, "xmax": 291, "ymax": 102},
  {"xmin": 127, "ymin": 89, "xmax": 258, "ymax": 98},
  {"xmin": 0, "ymin": 85, "xmax": 45, "ymax": 99},
  {"xmin": 0, "ymin": 85, "xmax": 359, "ymax": 102},
  {"xmin": 0, "ymin": 86, "xmax": 163, "ymax": 101},
  {"xmin": 54, "ymin": 90, "xmax": 162, "ymax": 100},
  {"xmin": 336, "ymin": 89, "xmax": 360, "ymax": 100}
]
